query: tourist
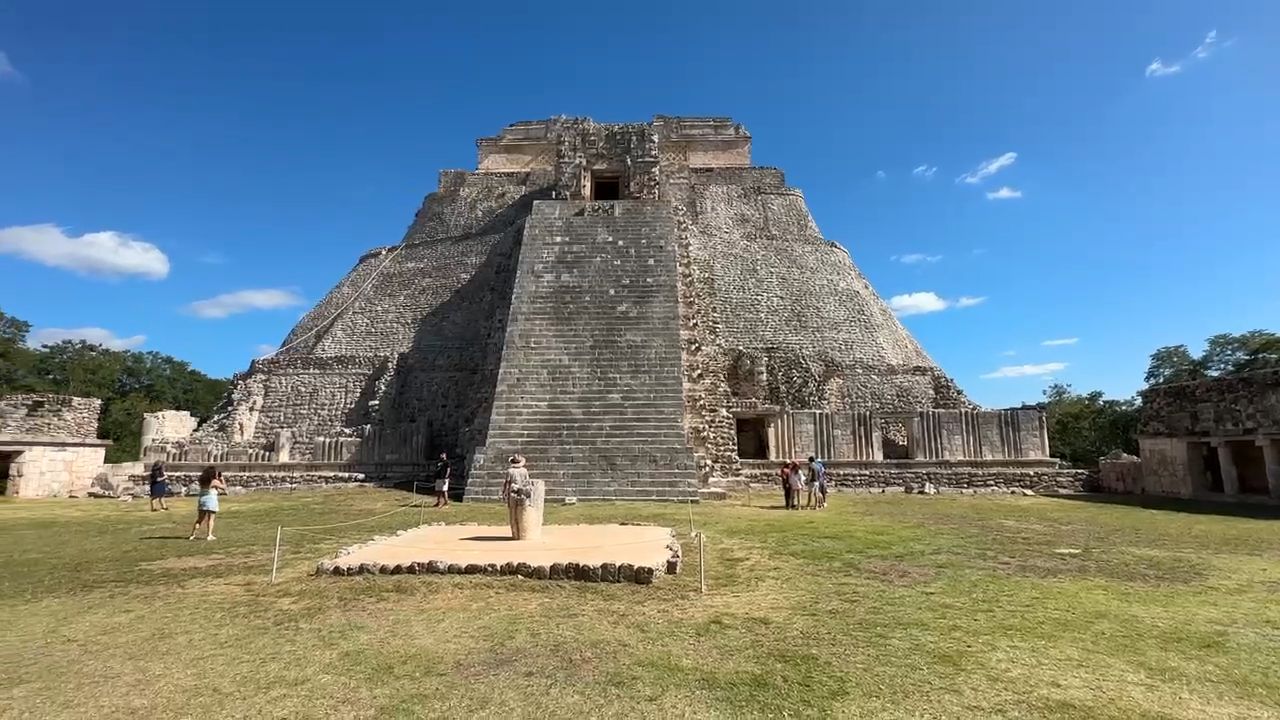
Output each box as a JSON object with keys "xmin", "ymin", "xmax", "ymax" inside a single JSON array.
[
  {"xmin": 808, "ymin": 456, "xmax": 828, "ymax": 509},
  {"xmin": 148, "ymin": 461, "xmax": 170, "ymax": 512},
  {"xmin": 432, "ymin": 451, "xmax": 451, "ymax": 508},
  {"xmin": 188, "ymin": 466, "xmax": 226, "ymax": 541},
  {"xmin": 787, "ymin": 461, "xmax": 805, "ymax": 510},
  {"xmin": 778, "ymin": 462, "xmax": 792, "ymax": 509}
]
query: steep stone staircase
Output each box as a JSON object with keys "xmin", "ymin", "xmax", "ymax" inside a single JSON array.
[{"xmin": 464, "ymin": 200, "xmax": 700, "ymax": 502}]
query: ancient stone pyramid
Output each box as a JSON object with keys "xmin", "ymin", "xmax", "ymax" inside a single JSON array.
[{"xmin": 193, "ymin": 116, "xmax": 968, "ymax": 500}]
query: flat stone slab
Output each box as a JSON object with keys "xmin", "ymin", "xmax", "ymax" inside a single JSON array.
[{"xmin": 316, "ymin": 524, "xmax": 681, "ymax": 584}]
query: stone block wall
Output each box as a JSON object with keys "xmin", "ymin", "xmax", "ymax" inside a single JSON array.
[
  {"xmin": 0, "ymin": 395, "xmax": 102, "ymax": 439},
  {"xmin": 1140, "ymin": 369, "xmax": 1280, "ymax": 437},
  {"xmin": 1098, "ymin": 453, "xmax": 1143, "ymax": 494},
  {"xmin": 140, "ymin": 410, "xmax": 197, "ymax": 450},
  {"xmin": 3, "ymin": 443, "xmax": 107, "ymax": 497}
]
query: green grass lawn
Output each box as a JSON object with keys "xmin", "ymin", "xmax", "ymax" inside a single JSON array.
[{"xmin": 3, "ymin": 489, "xmax": 1280, "ymax": 719}]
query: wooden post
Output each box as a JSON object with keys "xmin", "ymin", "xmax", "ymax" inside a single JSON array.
[
  {"xmin": 418, "ymin": 482, "xmax": 426, "ymax": 527},
  {"xmin": 688, "ymin": 499, "xmax": 695, "ymax": 535},
  {"xmin": 698, "ymin": 532, "xmax": 706, "ymax": 594},
  {"xmin": 270, "ymin": 525, "xmax": 283, "ymax": 585}
]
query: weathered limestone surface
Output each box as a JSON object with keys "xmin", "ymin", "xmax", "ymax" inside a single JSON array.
[
  {"xmin": 1, "ymin": 394, "xmax": 109, "ymax": 497},
  {"xmin": 1, "ymin": 395, "xmax": 101, "ymax": 438},
  {"xmin": 189, "ymin": 116, "xmax": 1054, "ymax": 500},
  {"xmin": 1140, "ymin": 369, "xmax": 1280, "ymax": 437}
]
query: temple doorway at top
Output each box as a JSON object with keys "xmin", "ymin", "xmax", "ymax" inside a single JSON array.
[
  {"xmin": 590, "ymin": 174, "xmax": 622, "ymax": 201},
  {"xmin": 736, "ymin": 417, "xmax": 769, "ymax": 460}
]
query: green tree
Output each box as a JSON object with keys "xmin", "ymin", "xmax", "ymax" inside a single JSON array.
[
  {"xmin": 0, "ymin": 308, "xmax": 40, "ymax": 391},
  {"xmin": 1143, "ymin": 345, "xmax": 1205, "ymax": 386},
  {"xmin": 1043, "ymin": 383, "xmax": 1140, "ymax": 467},
  {"xmin": 1199, "ymin": 330, "xmax": 1280, "ymax": 376}
]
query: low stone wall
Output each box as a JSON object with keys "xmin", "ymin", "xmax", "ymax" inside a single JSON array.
[
  {"xmin": 1098, "ymin": 453, "xmax": 1144, "ymax": 494},
  {"xmin": 2, "ymin": 441, "xmax": 109, "ymax": 497},
  {"xmin": 741, "ymin": 461, "xmax": 1092, "ymax": 494},
  {"xmin": 123, "ymin": 470, "xmax": 370, "ymax": 495}
]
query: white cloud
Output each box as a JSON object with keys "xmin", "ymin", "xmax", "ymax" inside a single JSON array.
[
  {"xmin": 0, "ymin": 224, "xmax": 170, "ymax": 279},
  {"xmin": 1146, "ymin": 30, "xmax": 1227, "ymax": 78},
  {"xmin": 889, "ymin": 291, "xmax": 988, "ymax": 317},
  {"xmin": 1001, "ymin": 350, "xmax": 1017, "ymax": 356},
  {"xmin": 875, "ymin": 170, "xmax": 886, "ymax": 180},
  {"xmin": 0, "ymin": 51, "xmax": 22, "ymax": 82},
  {"xmin": 981, "ymin": 362, "xmax": 1068, "ymax": 379},
  {"xmin": 1041, "ymin": 337, "xmax": 1079, "ymax": 346},
  {"xmin": 912, "ymin": 165, "xmax": 938, "ymax": 179},
  {"xmin": 29, "ymin": 327, "xmax": 146, "ymax": 351},
  {"xmin": 957, "ymin": 152, "xmax": 1018, "ymax": 184},
  {"xmin": 254, "ymin": 343, "xmax": 278, "ymax": 356},
  {"xmin": 892, "ymin": 253, "xmax": 943, "ymax": 264},
  {"xmin": 185, "ymin": 289, "xmax": 306, "ymax": 319},
  {"xmin": 985, "ymin": 186, "xmax": 1023, "ymax": 200},
  {"xmin": 888, "ymin": 292, "xmax": 950, "ymax": 317}
]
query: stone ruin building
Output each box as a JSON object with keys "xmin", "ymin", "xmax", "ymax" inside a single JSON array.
[
  {"xmin": 1100, "ymin": 369, "xmax": 1280, "ymax": 502},
  {"xmin": 0, "ymin": 394, "xmax": 111, "ymax": 498},
  {"xmin": 145, "ymin": 116, "xmax": 1086, "ymax": 500}
]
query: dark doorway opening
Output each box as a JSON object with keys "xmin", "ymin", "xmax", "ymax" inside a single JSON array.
[
  {"xmin": 591, "ymin": 176, "xmax": 621, "ymax": 201},
  {"xmin": 0, "ymin": 451, "xmax": 18, "ymax": 496},
  {"xmin": 1201, "ymin": 443, "xmax": 1223, "ymax": 493},
  {"xmin": 736, "ymin": 417, "xmax": 769, "ymax": 460},
  {"xmin": 1231, "ymin": 441, "xmax": 1270, "ymax": 495}
]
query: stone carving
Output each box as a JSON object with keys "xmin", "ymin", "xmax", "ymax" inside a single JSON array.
[{"xmin": 503, "ymin": 457, "xmax": 544, "ymax": 541}]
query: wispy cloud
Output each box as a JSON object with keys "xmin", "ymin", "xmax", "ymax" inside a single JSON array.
[
  {"xmin": 199, "ymin": 252, "xmax": 228, "ymax": 265},
  {"xmin": 185, "ymin": 289, "xmax": 306, "ymax": 319},
  {"xmin": 912, "ymin": 165, "xmax": 938, "ymax": 179},
  {"xmin": 1041, "ymin": 337, "xmax": 1079, "ymax": 346},
  {"xmin": 0, "ymin": 224, "xmax": 170, "ymax": 279},
  {"xmin": 1146, "ymin": 30, "xmax": 1229, "ymax": 78},
  {"xmin": 981, "ymin": 362, "xmax": 1067, "ymax": 379},
  {"xmin": 985, "ymin": 186, "xmax": 1023, "ymax": 200},
  {"xmin": 875, "ymin": 170, "xmax": 886, "ymax": 180},
  {"xmin": 889, "ymin": 291, "xmax": 987, "ymax": 317},
  {"xmin": 0, "ymin": 51, "xmax": 23, "ymax": 83},
  {"xmin": 254, "ymin": 343, "xmax": 278, "ymax": 356},
  {"xmin": 892, "ymin": 253, "xmax": 943, "ymax": 264},
  {"xmin": 29, "ymin": 327, "xmax": 146, "ymax": 351},
  {"xmin": 957, "ymin": 152, "xmax": 1017, "ymax": 184},
  {"xmin": 1001, "ymin": 350, "xmax": 1017, "ymax": 356}
]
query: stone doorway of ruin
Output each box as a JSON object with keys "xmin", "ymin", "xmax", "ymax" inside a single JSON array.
[
  {"xmin": 735, "ymin": 417, "xmax": 769, "ymax": 460},
  {"xmin": 0, "ymin": 451, "xmax": 20, "ymax": 496},
  {"xmin": 590, "ymin": 174, "xmax": 622, "ymax": 201},
  {"xmin": 1229, "ymin": 440, "xmax": 1270, "ymax": 495}
]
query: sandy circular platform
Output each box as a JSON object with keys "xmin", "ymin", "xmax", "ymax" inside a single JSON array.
[{"xmin": 318, "ymin": 524, "xmax": 681, "ymax": 584}]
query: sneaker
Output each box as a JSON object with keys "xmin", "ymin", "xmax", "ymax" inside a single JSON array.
[
  {"xmin": 206, "ymin": 535, "xmax": 217, "ymax": 541},
  {"xmin": 188, "ymin": 535, "xmax": 197, "ymax": 541}
]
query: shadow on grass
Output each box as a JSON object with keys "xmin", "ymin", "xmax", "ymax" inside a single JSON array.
[
  {"xmin": 139, "ymin": 535, "xmax": 191, "ymax": 541},
  {"xmin": 1047, "ymin": 492, "xmax": 1280, "ymax": 519},
  {"xmin": 460, "ymin": 536, "xmax": 515, "ymax": 542}
]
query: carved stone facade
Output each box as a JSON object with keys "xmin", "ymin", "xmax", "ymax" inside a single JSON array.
[
  {"xmin": 175, "ymin": 116, "xmax": 1066, "ymax": 500},
  {"xmin": 0, "ymin": 394, "xmax": 110, "ymax": 498},
  {"xmin": 1120, "ymin": 370, "xmax": 1280, "ymax": 501}
]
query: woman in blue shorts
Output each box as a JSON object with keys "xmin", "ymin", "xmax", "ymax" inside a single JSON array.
[{"xmin": 188, "ymin": 466, "xmax": 226, "ymax": 541}]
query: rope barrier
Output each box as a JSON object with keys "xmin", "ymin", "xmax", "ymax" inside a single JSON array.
[
  {"xmin": 258, "ymin": 243, "xmax": 407, "ymax": 360},
  {"xmin": 280, "ymin": 502, "xmax": 417, "ymax": 531}
]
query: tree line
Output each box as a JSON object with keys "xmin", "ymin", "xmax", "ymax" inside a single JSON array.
[
  {"xmin": 1, "ymin": 308, "xmax": 229, "ymax": 463},
  {"xmin": 1042, "ymin": 330, "xmax": 1280, "ymax": 467}
]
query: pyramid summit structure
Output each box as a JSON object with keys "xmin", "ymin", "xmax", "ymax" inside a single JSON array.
[{"xmin": 158, "ymin": 116, "xmax": 1080, "ymax": 500}]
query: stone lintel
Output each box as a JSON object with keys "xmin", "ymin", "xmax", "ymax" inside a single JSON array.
[{"xmin": 0, "ymin": 435, "xmax": 112, "ymax": 448}]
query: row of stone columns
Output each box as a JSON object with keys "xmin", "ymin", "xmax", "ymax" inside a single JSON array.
[{"xmin": 1212, "ymin": 438, "xmax": 1280, "ymax": 498}]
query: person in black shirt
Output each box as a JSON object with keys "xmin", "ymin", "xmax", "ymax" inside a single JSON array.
[{"xmin": 432, "ymin": 452, "xmax": 451, "ymax": 508}]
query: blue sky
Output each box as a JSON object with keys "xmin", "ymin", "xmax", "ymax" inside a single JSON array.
[{"xmin": 2, "ymin": 1, "xmax": 1277, "ymax": 408}]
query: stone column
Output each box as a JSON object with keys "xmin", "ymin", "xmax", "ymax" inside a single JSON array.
[
  {"xmin": 908, "ymin": 416, "xmax": 926, "ymax": 460},
  {"xmin": 1260, "ymin": 439, "xmax": 1280, "ymax": 499},
  {"xmin": 1213, "ymin": 441, "xmax": 1240, "ymax": 496}
]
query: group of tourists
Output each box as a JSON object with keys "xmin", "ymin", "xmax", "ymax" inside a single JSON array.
[
  {"xmin": 778, "ymin": 456, "xmax": 828, "ymax": 510},
  {"xmin": 147, "ymin": 461, "xmax": 226, "ymax": 540}
]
